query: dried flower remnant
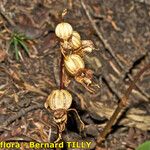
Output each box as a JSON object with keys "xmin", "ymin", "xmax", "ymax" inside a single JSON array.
[
  {"xmin": 45, "ymin": 89, "xmax": 84, "ymax": 142},
  {"xmin": 81, "ymin": 40, "xmax": 95, "ymax": 53},
  {"xmin": 73, "ymin": 40, "xmax": 95, "ymax": 57},
  {"xmin": 45, "ymin": 89, "xmax": 72, "ymax": 142},
  {"xmin": 60, "ymin": 31, "xmax": 82, "ymax": 56},
  {"xmin": 64, "ymin": 54, "xmax": 98, "ymax": 93}
]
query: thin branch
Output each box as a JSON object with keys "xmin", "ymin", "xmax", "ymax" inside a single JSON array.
[
  {"xmin": 0, "ymin": 7, "xmax": 15, "ymax": 26},
  {"xmin": 96, "ymin": 63, "xmax": 150, "ymax": 148},
  {"xmin": 1, "ymin": 104, "xmax": 44, "ymax": 127},
  {"xmin": 0, "ymin": 66, "xmax": 47, "ymax": 96},
  {"xmin": 59, "ymin": 52, "xmax": 64, "ymax": 89}
]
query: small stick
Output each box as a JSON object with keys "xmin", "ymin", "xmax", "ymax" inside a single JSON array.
[
  {"xmin": 0, "ymin": 66, "xmax": 47, "ymax": 97},
  {"xmin": 59, "ymin": 52, "xmax": 64, "ymax": 89},
  {"xmin": 96, "ymin": 63, "xmax": 150, "ymax": 148},
  {"xmin": 0, "ymin": 7, "xmax": 15, "ymax": 26},
  {"xmin": 1, "ymin": 104, "xmax": 44, "ymax": 127}
]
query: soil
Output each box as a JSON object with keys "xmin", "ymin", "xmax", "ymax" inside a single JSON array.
[{"xmin": 0, "ymin": 0, "xmax": 150, "ymax": 150}]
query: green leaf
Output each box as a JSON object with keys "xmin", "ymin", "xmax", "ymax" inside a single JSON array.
[
  {"xmin": 136, "ymin": 141, "xmax": 150, "ymax": 150},
  {"xmin": 18, "ymin": 40, "xmax": 29, "ymax": 56},
  {"xmin": 9, "ymin": 38, "xmax": 14, "ymax": 46},
  {"xmin": 14, "ymin": 39, "xmax": 19, "ymax": 61}
]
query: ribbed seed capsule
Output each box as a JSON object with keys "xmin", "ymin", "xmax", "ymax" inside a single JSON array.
[
  {"xmin": 82, "ymin": 40, "xmax": 95, "ymax": 53},
  {"xmin": 55, "ymin": 22, "xmax": 73, "ymax": 40},
  {"xmin": 45, "ymin": 89, "xmax": 72, "ymax": 110},
  {"xmin": 70, "ymin": 31, "xmax": 81, "ymax": 49},
  {"xmin": 64, "ymin": 54, "xmax": 85, "ymax": 75}
]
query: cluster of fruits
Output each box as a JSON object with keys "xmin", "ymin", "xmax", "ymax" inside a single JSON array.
[
  {"xmin": 45, "ymin": 21, "xmax": 98, "ymax": 142},
  {"xmin": 56, "ymin": 22, "xmax": 97, "ymax": 92},
  {"xmin": 55, "ymin": 22, "xmax": 94, "ymax": 55}
]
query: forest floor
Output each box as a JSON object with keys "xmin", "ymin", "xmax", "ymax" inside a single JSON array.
[{"xmin": 0, "ymin": 0, "xmax": 150, "ymax": 150}]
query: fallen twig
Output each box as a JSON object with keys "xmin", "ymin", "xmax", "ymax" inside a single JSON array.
[
  {"xmin": 96, "ymin": 63, "xmax": 150, "ymax": 148},
  {"xmin": 0, "ymin": 6, "xmax": 15, "ymax": 26},
  {"xmin": 1, "ymin": 103, "xmax": 44, "ymax": 127},
  {"xmin": 0, "ymin": 66, "xmax": 48, "ymax": 96}
]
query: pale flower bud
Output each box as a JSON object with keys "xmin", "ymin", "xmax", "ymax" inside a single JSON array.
[
  {"xmin": 64, "ymin": 54, "xmax": 85, "ymax": 75},
  {"xmin": 55, "ymin": 22, "xmax": 73, "ymax": 40}
]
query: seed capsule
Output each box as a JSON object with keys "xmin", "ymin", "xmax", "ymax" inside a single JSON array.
[
  {"xmin": 45, "ymin": 89, "xmax": 72, "ymax": 110},
  {"xmin": 55, "ymin": 22, "xmax": 73, "ymax": 40},
  {"xmin": 70, "ymin": 31, "xmax": 81, "ymax": 49},
  {"xmin": 64, "ymin": 54, "xmax": 85, "ymax": 75},
  {"xmin": 82, "ymin": 40, "xmax": 95, "ymax": 53}
]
